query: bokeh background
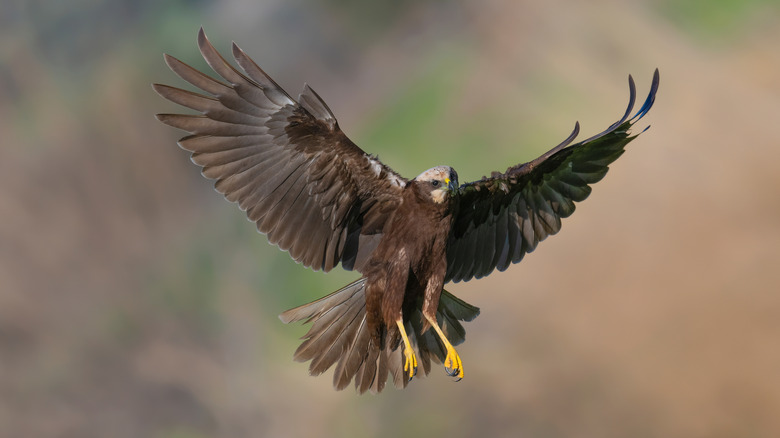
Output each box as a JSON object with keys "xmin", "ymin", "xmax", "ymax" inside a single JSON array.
[{"xmin": 3, "ymin": 0, "xmax": 780, "ymax": 437}]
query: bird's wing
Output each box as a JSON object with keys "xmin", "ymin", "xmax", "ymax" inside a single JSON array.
[
  {"xmin": 154, "ymin": 28, "xmax": 407, "ymax": 272},
  {"xmin": 445, "ymin": 69, "xmax": 659, "ymax": 282}
]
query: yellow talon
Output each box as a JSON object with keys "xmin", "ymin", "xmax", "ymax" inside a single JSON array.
[
  {"xmin": 426, "ymin": 314, "xmax": 464, "ymax": 381},
  {"xmin": 396, "ymin": 319, "xmax": 418, "ymax": 381},
  {"xmin": 443, "ymin": 344, "xmax": 464, "ymax": 381},
  {"xmin": 403, "ymin": 346, "xmax": 418, "ymax": 380}
]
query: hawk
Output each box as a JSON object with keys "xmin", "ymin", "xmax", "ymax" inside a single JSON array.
[{"xmin": 154, "ymin": 28, "xmax": 659, "ymax": 394}]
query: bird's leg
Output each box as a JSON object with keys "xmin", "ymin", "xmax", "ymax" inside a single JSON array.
[
  {"xmin": 424, "ymin": 314, "xmax": 464, "ymax": 381},
  {"xmin": 395, "ymin": 319, "xmax": 417, "ymax": 381}
]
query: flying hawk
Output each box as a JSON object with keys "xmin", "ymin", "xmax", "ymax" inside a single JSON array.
[{"xmin": 154, "ymin": 28, "xmax": 659, "ymax": 394}]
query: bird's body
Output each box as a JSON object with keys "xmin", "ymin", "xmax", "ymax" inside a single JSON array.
[
  {"xmin": 366, "ymin": 166, "xmax": 457, "ymax": 329},
  {"xmin": 155, "ymin": 28, "xmax": 659, "ymax": 393}
]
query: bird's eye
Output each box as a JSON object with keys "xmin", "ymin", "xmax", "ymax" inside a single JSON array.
[{"xmin": 431, "ymin": 180, "xmax": 440, "ymax": 187}]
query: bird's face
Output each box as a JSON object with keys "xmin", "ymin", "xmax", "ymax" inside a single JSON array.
[{"xmin": 414, "ymin": 166, "xmax": 459, "ymax": 204}]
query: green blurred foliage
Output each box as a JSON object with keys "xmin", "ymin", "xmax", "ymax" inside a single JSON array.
[
  {"xmin": 358, "ymin": 53, "xmax": 468, "ymax": 172},
  {"xmin": 659, "ymin": 0, "xmax": 780, "ymax": 42}
]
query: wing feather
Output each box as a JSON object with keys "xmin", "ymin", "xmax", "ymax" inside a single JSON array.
[
  {"xmin": 262, "ymin": 166, "xmax": 311, "ymax": 247},
  {"xmin": 180, "ymin": 133, "xmax": 269, "ymax": 153},
  {"xmin": 447, "ymin": 69, "xmax": 659, "ymax": 282},
  {"xmin": 492, "ymin": 207, "xmax": 510, "ymax": 270},
  {"xmin": 155, "ymin": 28, "xmax": 408, "ymax": 272}
]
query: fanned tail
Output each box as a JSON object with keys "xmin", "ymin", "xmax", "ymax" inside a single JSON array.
[
  {"xmin": 280, "ymin": 278, "xmax": 393, "ymax": 393},
  {"xmin": 280, "ymin": 279, "xmax": 479, "ymax": 394}
]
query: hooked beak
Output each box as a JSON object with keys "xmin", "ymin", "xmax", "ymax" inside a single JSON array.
[{"xmin": 446, "ymin": 177, "xmax": 458, "ymax": 193}]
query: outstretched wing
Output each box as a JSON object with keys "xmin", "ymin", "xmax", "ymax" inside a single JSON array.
[
  {"xmin": 154, "ymin": 28, "xmax": 407, "ymax": 272},
  {"xmin": 446, "ymin": 69, "xmax": 660, "ymax": 282}
]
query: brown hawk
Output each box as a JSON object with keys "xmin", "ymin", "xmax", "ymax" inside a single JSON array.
[{"xmin": 154, "ymin": 28, "xmax": 659, "ymax": 393}]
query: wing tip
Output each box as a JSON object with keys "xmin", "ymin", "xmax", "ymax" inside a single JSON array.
[
  {"xmin": 630, "ymin": 68, "xmax": 660, "ymax": 122},
  {"xmin": 196, "ymin": 27, "xmax": 211, "ymax": 58},
  {"xmin": 578, "ymin": 68, "xmax": 659, "ymax": 144},
  {"xmin": 162, "ymin": 52, "xmax": 180, "ymax": 71},
  {"xmin": 151, "ymin": 82, "xmax": 176, "ymax": 99},
  {"xmin": 197, "ymin": 26, "xmax": 224, "ymax": 66},
  {"xmin": 231, "ymin": 41, "xmax": 244, "ymax": 59},
  {"xmin": 197, "ymin": 26, "xmax": 208, "ymax": 46}
]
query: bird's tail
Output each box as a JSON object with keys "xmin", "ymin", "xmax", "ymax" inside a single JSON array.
[{"xmin": 279, "ymin": 278, "xmax": 480, "ymax": 393}]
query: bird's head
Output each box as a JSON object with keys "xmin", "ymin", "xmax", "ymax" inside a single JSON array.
[{"xmin": 413, "ymin": 166, "xmax": 459, "ymax": 204}]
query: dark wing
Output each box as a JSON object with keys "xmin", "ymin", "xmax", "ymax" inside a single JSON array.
[
  {"xmin": 446, "ymin": 69, "xmax": 659, "ymax": 282},
  {"xmin": 154, "ymin": 28, "xmax": 407, "ymax": 272}
]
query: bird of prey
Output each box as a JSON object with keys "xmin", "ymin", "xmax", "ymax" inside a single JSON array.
[{"xmin": 154, "ymin": 28, "xmax": 659, "ymax": 394}]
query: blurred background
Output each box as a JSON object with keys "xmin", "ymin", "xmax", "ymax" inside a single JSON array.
[{"xmin": 2, "ymin": 0, "xmax": 780, "ymax": 436}]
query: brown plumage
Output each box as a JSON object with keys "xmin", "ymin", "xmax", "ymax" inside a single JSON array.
[{"xmin": 154, "ymin": 28, "xmax": 660, "ymax": 394}]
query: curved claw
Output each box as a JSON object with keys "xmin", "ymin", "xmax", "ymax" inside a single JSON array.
[
  {"xmin": 443, "ymin": 347, "xmax": 464, "ymax": 381},
  {"xmin": 424, "ymin": 313, "xmax": 466, "ymax": 382}
]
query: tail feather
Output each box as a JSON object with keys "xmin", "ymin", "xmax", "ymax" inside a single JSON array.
[
  {"xmin": 280, "ymin": 279, "xmax": 479, "ymax": 393},
  {"xmin": 386, "ymin": 345, "xmax": 407, "ymax": 389},
  {"xmin": 279, "ymin": 279, "xmax": 364, "ymax": 324},
  {"xmin": 333, "ymin": 311, "xmax": 370, "ymax": 390},
  {"xmin": 308, "ymin": 301, "xmax": 364, "ymax": 374},
  {"xmin": 354, "ymin": 344, "xmax": 380, "ymax": 393},
  {"xmin": 280, "ymin": 279, "xmax": 365, "ymax": 375}
]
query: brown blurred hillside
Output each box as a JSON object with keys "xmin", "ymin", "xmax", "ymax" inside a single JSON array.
[{"xmin": 2, "ymin": 1, "xmax": 780, "ymax": 437}]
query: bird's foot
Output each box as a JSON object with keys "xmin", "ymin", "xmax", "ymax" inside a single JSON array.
[
  {"xmin": 443, "ymin": 344, "xmax": 464, "ymax": 381},
  {"xmin": 424, "ymin": 313, "xmax": 465, "ymax": 382},
  {"xmin": 396, "ymin": 319, "xmax": 418, "ymax": 382},
  {"xmin": 402, "ymin": 346, "xmax": 418, "ymax": 381}
]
